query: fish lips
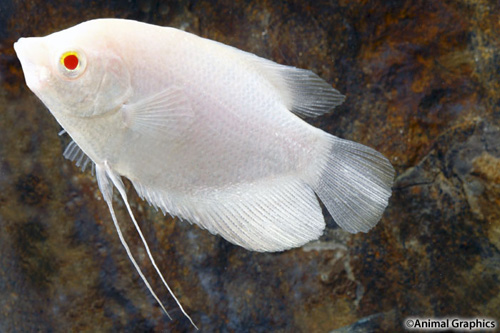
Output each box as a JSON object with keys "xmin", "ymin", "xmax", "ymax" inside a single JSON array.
[{"xmin": 14, "ymin": 37, "xmax": 51, "ymax": 93}]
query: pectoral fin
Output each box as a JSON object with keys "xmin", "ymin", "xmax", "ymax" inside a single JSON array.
[{"xmin": 121, "ymin": 86, "xmax": 194, "ymax": 139}]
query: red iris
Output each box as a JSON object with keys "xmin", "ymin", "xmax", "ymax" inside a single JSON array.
[{"xmin": 64, "ymin": 54, "xmax": 79, "ymax": 70}]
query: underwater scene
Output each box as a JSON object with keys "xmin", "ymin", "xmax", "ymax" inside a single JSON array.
[{"xmin": 0, "ymin": 1, "xmax": 499, "ymax": 331}]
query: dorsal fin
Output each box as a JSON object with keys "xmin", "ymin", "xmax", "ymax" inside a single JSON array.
[
  {"xmin": 250, "ymin": 58, "xmax": 346, "ymax": 117},
  {"xmin": 214, "ymin": 41, "xmax": 345, "ymax": 118}
]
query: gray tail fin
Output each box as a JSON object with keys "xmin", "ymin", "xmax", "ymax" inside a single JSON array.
[{"xmin": 313, "ymin": 134, "xmax": 395, "ymax": 233}]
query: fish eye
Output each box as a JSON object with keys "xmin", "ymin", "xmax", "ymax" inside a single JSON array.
[{"xmin": 58, "ymin": 50, "xmax": 86, "ymax": 79}]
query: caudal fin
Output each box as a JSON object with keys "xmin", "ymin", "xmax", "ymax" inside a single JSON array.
[{"xmin": 313, "ymin": 134, "xmax": 394, "ymax": 233}]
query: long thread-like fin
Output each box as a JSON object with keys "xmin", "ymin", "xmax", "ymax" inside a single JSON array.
[
  {"xmin": 95, "ymin": 164, "xmax": 174, "ymax": 322},
  {"xmin": 102, "ymin": 162, "xmax": 198, "ymax": 330}
]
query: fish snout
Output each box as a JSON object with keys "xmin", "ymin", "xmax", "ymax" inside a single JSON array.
[{"xmin": 14, "ymin": 37, "xmax": 50, "ymax": 92}]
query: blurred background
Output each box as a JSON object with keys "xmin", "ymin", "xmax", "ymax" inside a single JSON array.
[{"xmin": 0, "ymin": 0, "xmax": 499, "ymax": 331}]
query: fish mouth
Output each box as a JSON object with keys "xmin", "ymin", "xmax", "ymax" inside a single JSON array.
[{"xmin": 14, "ymin": 37, "xmax": 50, "ymax": 92}]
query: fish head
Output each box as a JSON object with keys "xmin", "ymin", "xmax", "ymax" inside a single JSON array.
[{"xmin": 14, "ymin": 23, "xmax": 131, "ymax": 118}]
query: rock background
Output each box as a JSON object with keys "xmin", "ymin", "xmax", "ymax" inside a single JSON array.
[{"xmin": 0, "ymin": 0, "xmax": 499, "ymax": 331}]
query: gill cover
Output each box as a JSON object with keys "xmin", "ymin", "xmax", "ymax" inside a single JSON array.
[{"xmin": 52, "ymin": 46, "xmax": 131, "ymax": 117}]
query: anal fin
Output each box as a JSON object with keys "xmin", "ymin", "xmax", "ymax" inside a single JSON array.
[{"xmin": 133, "ymin": 177, "xmax": 326, "ymax": 252}]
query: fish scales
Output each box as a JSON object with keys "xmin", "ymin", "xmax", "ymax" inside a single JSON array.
[{"xmin": 14, "ymin": 18, "xmax": 395, "ymax": 328}]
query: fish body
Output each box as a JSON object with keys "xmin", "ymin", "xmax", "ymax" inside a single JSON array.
[{"xmin": 14, "ymin": 19, "xmax": 394, "ymax": 326}]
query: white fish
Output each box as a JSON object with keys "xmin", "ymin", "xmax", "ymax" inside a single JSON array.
[{"xmin": 14, "ymin": 18, "xmax": 394, "ymax": 327}]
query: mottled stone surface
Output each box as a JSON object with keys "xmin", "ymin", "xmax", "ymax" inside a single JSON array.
[{"xmin": 1, "ymin": 0, "xmax": 499, "ymax": 332}]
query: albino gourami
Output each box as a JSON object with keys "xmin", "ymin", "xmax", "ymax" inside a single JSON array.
[{"xmin": 14, "ymin": 18, "xmax": 394, "ymax": 327}]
